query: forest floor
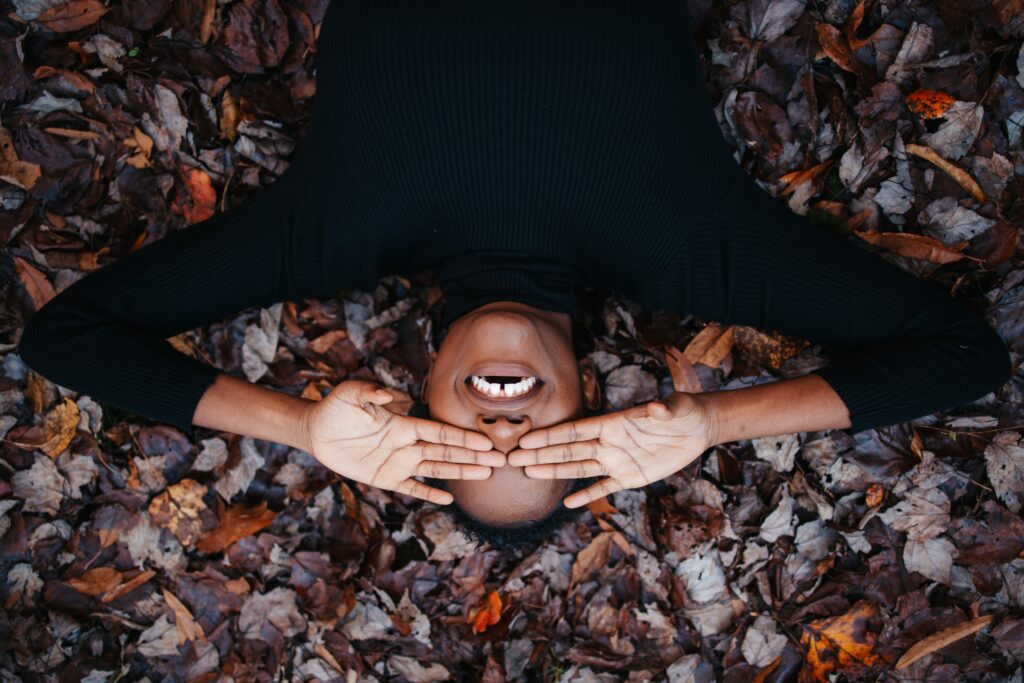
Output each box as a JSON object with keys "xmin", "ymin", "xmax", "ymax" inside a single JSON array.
[{"xmin": 1, "ymin": 0, "xmax": 1023, "ymax": 681}]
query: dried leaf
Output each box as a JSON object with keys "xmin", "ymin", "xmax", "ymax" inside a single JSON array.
[
  {"xmin": 919, "ymin": 101, "xmax": 985, "ymax": 160},
  {"xmin": 683, "ymin": 323, "xmax": 735, "ymax": 369},
  {"xmin": 468, "ymin": 591, "xmax": 503, "ymax": 634},
  {"xmin": 853, "ymin": 230, "xmax": 967, "ymax": 264},
  {"xmin": 195, "ymin": 501, "xmax": 277, "ymax": 553},
  {"xmin": 984, "ymin": 432, "xmax": 1024, "ymax": 513},
  {"xmin": 905, "ymin": 89, "xmax": 957, "ymax": 119},
  {"xmin": 801, "ymin": 601, "xmax": 882, "ymax": 681},
  {"xmin": 906, "ymin": 143, "xmax": 986, "ymax": 203},
  {"xmin": 35, "ymin": 1, "xmax": 108, "ymax": 32},
  {"xmin": 895, "ymin": 614, "xmax": 995, "ymax": 669}
]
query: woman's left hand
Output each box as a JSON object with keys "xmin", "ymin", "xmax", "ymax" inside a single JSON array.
[{"xmin": 508, "ymin": 355, "xmax": 718, "ymax": 507}]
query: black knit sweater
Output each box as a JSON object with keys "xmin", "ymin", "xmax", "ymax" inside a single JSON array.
[{"xmin": 17, "ymin": 0, "xmax": 1012, "ymax": 437}]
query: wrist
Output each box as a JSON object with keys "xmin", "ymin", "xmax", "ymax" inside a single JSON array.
[{"xmin": 692, "ymin": 391, "xmax": 723, "ymax": 450}]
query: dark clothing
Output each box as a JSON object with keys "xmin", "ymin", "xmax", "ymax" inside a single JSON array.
[{"xmin": 17, "ymin": 0, "xmax": 1012, "ymax": 437}]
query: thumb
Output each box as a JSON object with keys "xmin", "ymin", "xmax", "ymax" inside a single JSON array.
[{"xmin": 647, "ymin": 400, "xmax": 674, "ymax": 421}]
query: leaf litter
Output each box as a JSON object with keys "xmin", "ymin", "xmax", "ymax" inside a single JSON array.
[{"xmin": 1, "ymin": 0, "xmax": 1023, "ymax": 680}]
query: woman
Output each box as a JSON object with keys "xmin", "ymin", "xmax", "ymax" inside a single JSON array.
[{"xmin": 17, "ymin": 0, "xmax": 1011, "ymax": 543}]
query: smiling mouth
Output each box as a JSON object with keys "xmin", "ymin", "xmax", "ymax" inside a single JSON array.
[{"xmin": 465, "ymin": 375, "xmax": 544, "ymax": 401}]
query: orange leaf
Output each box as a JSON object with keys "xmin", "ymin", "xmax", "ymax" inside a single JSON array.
[
  {"xmin": 853, "ymin": 230, "xmax": 967, "ymax": 264},
  {"xmin": 67, "ymin": 566, "xmax": 123, "ymax": 596},
  {"xmin": 173, "ymin": 167, "xmax": 217, "ymax": 224},
  {"xmin": 195, "ymin": 501, "xmax": 277, "ymax": 553},
  {"xmin": 801, "ymin": 601, "xmax": 882, "ymax": 682},
  {"xmin": 905, "ymin": 89, "xmax": 956, "ymax": 120},
  {"xmin": 586, "ymin": 497, "xmax": 619, "ymax": 519},
  {"xmin": 865, "ymin": 483, "xmax": 885, "ymax": 507},
  {"xmin": 469, "ymin": 591, "xmax": 503, "ymax": 634}
]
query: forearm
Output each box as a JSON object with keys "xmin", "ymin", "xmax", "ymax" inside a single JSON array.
[
  {"xmin": 699, "ymin": 373, "xmax": 852, "ymax": 446},
  {"xmin": 192, "ymin": 372, "xmax": 315, "ymax": 452}
]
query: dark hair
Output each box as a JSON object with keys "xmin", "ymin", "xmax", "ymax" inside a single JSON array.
[{"xmin": 424, "ymin": 475, "xmax": 599, "ymax": 551}]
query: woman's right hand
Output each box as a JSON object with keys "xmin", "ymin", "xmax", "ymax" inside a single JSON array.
[{"xmin": 301, "ymin": 380, "xmax": 502, "ymax": 504}]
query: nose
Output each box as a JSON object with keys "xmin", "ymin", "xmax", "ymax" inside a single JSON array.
[{"xmin": 475, "ymin": 414, "xmax": 533, "ymax": 454}]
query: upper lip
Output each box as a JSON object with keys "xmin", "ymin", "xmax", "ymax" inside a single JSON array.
[{"xmin": 464, "ymin": 374, "xmax": 544, "ymax": 405}]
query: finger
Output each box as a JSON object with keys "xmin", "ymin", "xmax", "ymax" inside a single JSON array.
[
  {"xmin": 517, "ymin": 417, "xmax": 604, "ymax": 449},
  {"xmin": 507, "ymin": 440, "xmax": 601, "ymax": 466},
  {"xmin": 395, "ymin": 478, "xmax": 454, "ymax": 505},
  {"xmin": 563, "ymin": 477, "xmax": 623, "ymax": 509},
  {"xmin": 416, "ymin": 461, "xmax": 493, "ymax": 479},
  {"xmin": 410, "ymin": 443, "xmax": 507, "ymax": 467},
  {"xmin": 406, "ymin": 417, "xmax": 494, "ymax": 451},
  {"xmin": 524, "ymin": 460, "xmax": 606, "ymax": 479}
]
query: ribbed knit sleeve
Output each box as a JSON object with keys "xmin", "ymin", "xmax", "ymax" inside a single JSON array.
[
  {"xmin": 16, "ymin": 164, "xmax": 331, "ymax": 437},
  {"xmin": 659, "ymin": 164, "xmax": 1013, "ymax": 435}
]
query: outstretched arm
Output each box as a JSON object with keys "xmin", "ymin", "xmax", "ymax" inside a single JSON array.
[
  {"xmin": 665, "ymin": 164, "xmax": 1012, "ymax": 436},
  {"xmin": 17, "ymin": 160, "xmax": 332, "ymax": 441},
  {"xmin": 512, "ymin": 163, "xmax": 1012, "ymax": 507}
]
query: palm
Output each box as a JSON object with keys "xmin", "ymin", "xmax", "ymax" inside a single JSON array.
[
  {"xmin": 508, "ymin": 351, "xmax": 713, "ymax": 508},
  {"xmin": 305, "ymin": 380, "xmax": 502, "ymax": 504},
  {"xmin": 590, "ymin": 399, "xmax": 709, "ymax": 487}
]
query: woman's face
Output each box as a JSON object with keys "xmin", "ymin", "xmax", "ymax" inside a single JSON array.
[{"xmin": 423, "ymin": 301, "xmax": 594, "ymax": 524}]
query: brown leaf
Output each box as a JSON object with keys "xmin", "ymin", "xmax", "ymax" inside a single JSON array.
[
  {"xmin": 905, "ymin": 143, "xmax": 986, "ymax": 203},
  {"xmin": 853, "ymin": 230, "xmax": 968, "ymax": 264},
  {"xmin": 570, "ymin": 531, "xmax": 631, "ymax": 589},
  {"xmin": 100, "ymin": 570, "xmax": 156, "ymax": 603},
  {"xmin": 815, "ymin": 23, "xmax": 859, "ymax": 73},
  {"xmin": 40, "ymin": 397, "xmax": 79, "ymax": 458},
  {"xmin": 195, "ymin": 501, "xmax": 277, "ymax": 553},
  {"xmin": 35, "ymin": 1, "xmax": 109, "ymax": 32},
  {"xmin": 67, "ymin": 566, "xmax": 123, "ymax": 596},
  {"xmin": 895, "ymin": 614, "xmax": 994, "ymax": 669},
  {"xmin": 148, "ymin": 479, "xmax": 213, "ymax": 546},
  {"xmin": 683, "ymin": 323, "xmax": 735, "ymax": 369},
  {"xmin": 732, "ymin": 326, "xmax": 809, "ymax": 369},
  {"xmin": 162, "ymin": 589, "xmax": 206, "ymax": 644},
  {"xmin": 0, "ymin": 126, "xmax": 42, "ymax": 189},
  {"xmin": 13, "ymin": 257, "xmax": 56, "ymax": 311}
]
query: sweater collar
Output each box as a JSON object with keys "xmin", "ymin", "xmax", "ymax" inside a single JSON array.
[{"xmin": 435, "ymin": 249, "xmax": 580, "ymax": 330}]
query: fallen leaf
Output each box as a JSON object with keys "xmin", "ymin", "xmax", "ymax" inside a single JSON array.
[
  {"xmin": 683, "ymin": 323, "xmax": 735, "ymax": 369},
  {"xmin": 905, "ymin": 89, "xmax": 956, "ymax": 119},
  {"xmin": 468, "ymin": 591, "xmax": 503, "ymax": 634},
  {"xmin": 906, "ymin": 143, "xmax": 986, "ymax": 203},
  {"xmin": 35, "ymin": 1, "xmax": 108, "ymax": 33},
  {"xmin": 853, "ymin": 230, "xmax": 968, "ymax": 264},
  {"xmin": 195, "ymin": 501, "xmax": 277, "ymax": 553},
  {"xmin": 801, "ymin": 601, "xmax": 882, "ymax": 682},
  {"xmin": 162, "ymin": 588, "xmax": 205, "ymax": 644},
  {"xmin": 895, "ymin": 614, "xmax": 994, "ymax": 669},
  {"xmin": 919, "ymin": 101, "xmax": 985, "ymax": 160}
]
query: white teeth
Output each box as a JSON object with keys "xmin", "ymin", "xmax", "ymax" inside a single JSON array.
[{"xmin": 471, "ymin": 375, "xmax": 537, "ymax": 398}]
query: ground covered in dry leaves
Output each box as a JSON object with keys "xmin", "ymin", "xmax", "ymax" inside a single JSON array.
[{"xmin": 1, "ymin": 0, "xmax": 1023, "ymax": 680}]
